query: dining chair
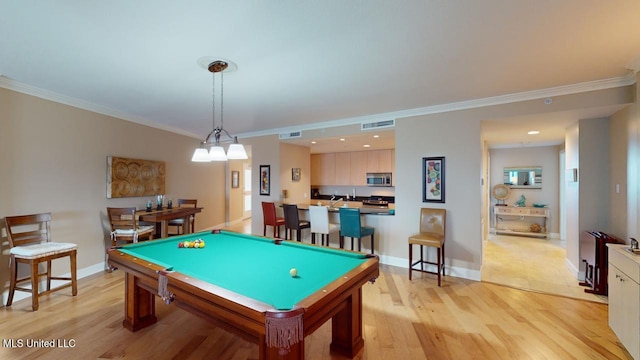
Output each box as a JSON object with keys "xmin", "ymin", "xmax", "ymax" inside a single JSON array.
[
  {"xmin": 309, "ymin": 205, "xmax": 340, "ymax": 246},
  {"xmin": 107, "ymin": 207, "xmax": 155, "ymax": 246},
  {"xmin": 168, "ymin": 199, "xmax": 198, "ymax": 235},
  {"xmin": 4, "ymin": 212, "xmax": 78, "ymax": 311},
  {"xmin": 338, "ymin": 208, "xmax": 375, "ymax": 253},
  {"xmin": 262, "ymin": 201, "xmax": 285, "ymax": 238},
  {"xmin": 408, "ymin": 208, "xmax": 446, "ymax": 286},
  {"xmin": 283, "ymin": 204, "xmax": 310, "ymax": 242}
]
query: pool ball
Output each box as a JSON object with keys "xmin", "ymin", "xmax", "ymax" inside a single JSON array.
[{"xmin": 290, "ymin": 268, "xmax": 298, "ymax": 277}]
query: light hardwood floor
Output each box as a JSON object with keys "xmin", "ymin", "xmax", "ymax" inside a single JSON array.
[{"xmin": 0, "ymin": 223, "xmax": 630, "ymax": 359}]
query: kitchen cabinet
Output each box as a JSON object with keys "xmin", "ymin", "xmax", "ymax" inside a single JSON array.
[
  {"xmin": 335, "ymin": 152, "xmax": 351, "ymax": 185},
  {"xmin": 311, "ymin": 149, "xmax": 394, "ymax": 186},
  {"xmin": 310, "ymin": 153, "xmax": 336, "ymax": 185},
  {"xmin": 350, "ymin": 152, "xmax": 367, "ymax": 186},
  {"xmin": 608, "ymin": 244, "xmax": 640, "ymax": 360},
  {"xmin": 366, "ymin": 150, "xmax": 394, "ymax": 173}
]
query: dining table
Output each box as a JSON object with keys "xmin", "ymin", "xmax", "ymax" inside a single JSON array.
[{"xmin": 136, "ymin": 206, "xmax": 203, "ymax": 238}]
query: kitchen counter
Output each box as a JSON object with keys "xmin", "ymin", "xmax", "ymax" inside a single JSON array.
[{"xmin": 295, "ymin": 202, "xmax": 395, "ymax": 216}]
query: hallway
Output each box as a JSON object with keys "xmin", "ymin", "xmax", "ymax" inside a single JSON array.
[{"xmin": 482, "ymin": 233, "xmax": 607, "ymax": 303}]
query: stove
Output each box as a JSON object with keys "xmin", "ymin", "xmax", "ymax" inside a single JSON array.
[{"xmin": 362, "ymin": 198, "xmax": 390, "ymax": 208}]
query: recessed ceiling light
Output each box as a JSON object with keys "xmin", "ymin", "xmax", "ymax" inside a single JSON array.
[
  {"xmin": 373, "ymin": 135, "xmax": 380, "ymax": 138},
  {"xmin": 528, "ymin": 130, "xmax": 540, "ymax": 135},
  {"xmin": 363, "ymin": 144, "xmax": 370, "ymax": 148},
  {"xmin": 311, "ymin": 141, "xmax": 317, "ymax": 144},
  {"xmin": 340, "ymin": 138, "xmax": 346, "ymax": 142}
]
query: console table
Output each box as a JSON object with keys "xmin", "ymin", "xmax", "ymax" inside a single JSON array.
[{"xmin": 494, "ymin": 206, "xmax": 549, "ymax": 239}]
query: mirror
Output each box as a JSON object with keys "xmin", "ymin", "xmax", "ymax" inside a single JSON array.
[{"xmin": 503, "ymin": 166, "xmax": 542, "ymax": 189}]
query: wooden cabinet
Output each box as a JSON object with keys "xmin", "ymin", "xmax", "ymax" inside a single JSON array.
[
  {"xmin": 311, "ymin": 149, "xmax": 394, "ymax": 186},
  {"xmin": 335, "ymin": 152, "xmax": 351, "ymax": 185},
  {"xmin": 310, "ymin": 153, "xmax": 336, "ymax": 185},
  {"xmin": 493, "ymin": 206, "xmax": 549, "ymax": 238},
  {"xmin": 350, "ymin": 152, "xmax": 367, "ymax": 186},
  {"xmin": 608, "ymin": 245, "xmax": 640, "ymax": 360},
  {"xmin": 366, "ymin": 150, "xmax": 394, "ymax": 173}
]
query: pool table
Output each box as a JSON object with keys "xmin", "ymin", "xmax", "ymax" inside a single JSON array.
[{"xmin": 107, "ymin": 230, "xmax": 379, "ymax": 360}]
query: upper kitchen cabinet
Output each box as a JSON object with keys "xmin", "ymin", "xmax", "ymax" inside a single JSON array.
[
  {"xmin": 311, "ymin": 149, "xmax": 395, "ymax": 186},
  {"xmin": 350, "ymin": 151, "xmax": 367, "ymax": 186},
  {"xmin": 311, "ymin": 153, "xmax": 336, "ymax": 185},
  {"xmin": 335, "ymin": 152, "xmax": 351, "ymax": 185},
  {"xmin": 366, "ymin": 150, "xmax": 394, "ymax": 173}
]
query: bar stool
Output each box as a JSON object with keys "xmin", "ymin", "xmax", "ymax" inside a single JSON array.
[
  {"xmin": 309, "ymin": 205, "xmax": 340, "ymax": 246},
  {"xmin": 408, "ymin": 208, "xmax": 446, "ymax": 286},
  {"xmin": 262, "ymin": 201, "xmax": 285, "ymax": 238},
  {"xmin": 338, "ymin": 208, "xmax": 374, "ymax": 253},
  {"xmin": 283, "ymin": 204, "xmax": 310, "ymax": 242}
]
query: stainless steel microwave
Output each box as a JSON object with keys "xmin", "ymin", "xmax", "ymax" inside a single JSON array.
[{"xmin": 366, "ymin": 173, "xmax": 392, "ymax": 187}]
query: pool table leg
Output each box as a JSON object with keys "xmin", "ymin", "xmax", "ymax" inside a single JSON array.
[
  {"xmin": 330, "ymin": 288, "xmax": 365, "ymax": 357},
  {"xmin": 122, "ymin": 273, "xmax": 157, "ymax": 332}
]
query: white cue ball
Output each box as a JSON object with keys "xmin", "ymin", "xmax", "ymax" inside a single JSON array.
[{"xmin": 289, "ymin": 268, "xmax": 298, "ymax": 277}]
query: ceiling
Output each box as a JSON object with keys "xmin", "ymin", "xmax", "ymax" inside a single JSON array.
[{"xmin": 2, "ymin": 1, "xmax": 640, "ymax": 151}]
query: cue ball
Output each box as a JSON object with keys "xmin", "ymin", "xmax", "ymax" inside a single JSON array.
[{"xmin": 289, "ymin": 268, "xmax": 298, "ymax": 277}]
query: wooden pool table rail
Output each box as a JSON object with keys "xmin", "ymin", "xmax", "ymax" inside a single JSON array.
[{"xmin": 107, "ymin": 233, "xmax": 379, "ymax": 360}]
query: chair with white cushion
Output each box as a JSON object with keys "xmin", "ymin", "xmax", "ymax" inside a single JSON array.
[
  {"xmin": 107, "ymin": 207, "xmax": 155, "ymax": 246},
  {"xmin": 4, "ymin": 212, "xmax": 78, "ymax": 311},
  {"xmin": 309, "ymin": 205, "xmax": 340, "ymax": 246}
]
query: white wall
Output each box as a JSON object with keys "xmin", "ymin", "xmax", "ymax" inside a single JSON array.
[
  {"xmin": 564, "ymin": 117, "xmax": 611, "ymax": 277},
  {"xmin": 396, "ymin": 114, "xmax": 484, "ymax": 276},
  {"xmin": 279, "ymin": 143, "xmax": 311, "ymax": 205},
  {"xmin": 0, "ymin": 88, "xmax": 231, "ymax": 304}
]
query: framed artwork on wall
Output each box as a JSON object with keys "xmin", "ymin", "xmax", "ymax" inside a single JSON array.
[
  {"xmin": 423, "ymin": 156, "xmax": 445, "ymax": 203},
  {"xmin": 259, "ymin": 165, "xmax": 270, "ymax": 196},
  {"xmin": 292, "ymin": 168, "xmax": 301, "ymax": 181}
]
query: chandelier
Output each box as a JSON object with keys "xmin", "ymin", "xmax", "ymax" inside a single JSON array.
[{"xmin": 191, "ymin": 60, "xmax": 248, "ymax": 162}]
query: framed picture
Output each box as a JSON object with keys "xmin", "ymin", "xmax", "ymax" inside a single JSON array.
[
  {"xmin": 231, "ymin": 171, "xmax": 239, "ymax": 188},
  {"xmin": 259, "ymin": 165, "xmax": 270, "ymax": 196},
  {"xmin": 423, "ymin": 156, "xmax": 445, "ymax": 203},
  {"xmin": 292, "ymin": 168, "xmax": 301, "ymax": 181}
]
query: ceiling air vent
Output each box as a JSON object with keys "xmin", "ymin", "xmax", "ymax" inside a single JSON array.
[
  {"xmin": 279, "ymin": 131, "xmax": 302, "ymax": 139},
  {"xmin": 361, "ymin": 119, "xmax": 395, "ymax": 131}
]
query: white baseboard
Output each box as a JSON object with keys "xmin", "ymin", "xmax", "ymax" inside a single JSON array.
[{"xmin": 379, "ymin": 254, "xmax": 481, "ymax": 281}]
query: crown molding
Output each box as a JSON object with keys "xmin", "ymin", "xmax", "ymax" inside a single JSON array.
[
  {"xmin": 0, "ymin": 75, "xmax": 201, "ymax": 140},
  {"xmin": 1, "ymin": 73, "xmax": 635, "ymax": 141},
  {"xmin": 238, "ymin": 72, "xmax": 637, "ymax": 139}
]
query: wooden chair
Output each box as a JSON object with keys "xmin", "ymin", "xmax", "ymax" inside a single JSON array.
[
  {"xmin": 283, "ymin": 204, "xmax": 310, "ymax": 242},
  {"xmin": 338, "ymin": 208, "xmax": 375, "ymax": 253},
  {"xmin": 168, "ymin": 199, "xmax": 198, "ymax": 235},
  {"xmin": 262, "ymin": 201, "xmax": 285, "ymax": 238},
  {"xmin": 408, "ymin": 208, "xmax": 446, "ymax": 286},
  {"xmin": 4, "ymin": 213, "xmax": 78, "ymax": 311},
  {"xmin": 309, "ymin": 205, "xmax": 340, "ymax": 246},
  {"xmin": 107, "ymin": 207, "xmax": 155, "ymax": 246}
]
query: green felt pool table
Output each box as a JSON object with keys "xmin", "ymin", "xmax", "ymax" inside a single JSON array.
[{"xmin": 107, "ymin": 230, "xmax": 379, "ymax": 360}]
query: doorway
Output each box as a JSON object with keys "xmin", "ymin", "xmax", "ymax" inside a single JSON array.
[
  {"xmin": 243, "ymin": 164, "xmax": 252, "ymax": 220},
  {"xmin": 482, "ymin": 148, "xmax": 605, "ymax": 302}
]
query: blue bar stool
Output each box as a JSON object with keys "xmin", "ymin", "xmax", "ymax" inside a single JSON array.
[{"xmin": 338, "ymin": 208, "xmax": 374, "ymax": 253}]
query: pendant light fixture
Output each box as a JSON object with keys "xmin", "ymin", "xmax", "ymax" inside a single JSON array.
[{"xmin": 192, "ymin": 59, "xmax": 248, "ymax": 162}]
